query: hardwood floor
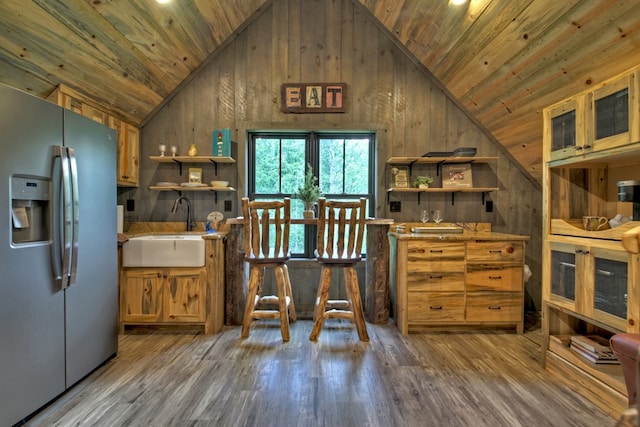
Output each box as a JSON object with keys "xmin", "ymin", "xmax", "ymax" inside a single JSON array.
[{"xmin": 25, "ymin": 320, "xmax": 614, "ymax": 427}]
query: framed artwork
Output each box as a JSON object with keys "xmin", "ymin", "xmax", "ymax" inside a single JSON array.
[{"xmin": 389, "ymin": 166, "xmax": 409, "ymax": 188}]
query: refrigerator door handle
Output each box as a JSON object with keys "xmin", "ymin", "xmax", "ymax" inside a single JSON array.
[
  {"xmin": 67, "ymin": 147, "xmax": 79, "ymax": 287},
  {"xmin": 51, "ymin": 145, "xmax": 74, "ymax": 289}
]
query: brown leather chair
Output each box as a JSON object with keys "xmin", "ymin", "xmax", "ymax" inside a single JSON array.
[
  {"xmin": 610, "ymin": 333, "xmax": 640, "ymax": 406},
  {"xmin": 240, "ymin": 197, "xmax": 296, "ymax": 341},
  {"xmin": 309, "ymin": 197, "xmax": 369, "ymax": 341}
]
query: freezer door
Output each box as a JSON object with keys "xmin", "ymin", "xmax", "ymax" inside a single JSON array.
[
  {"xmin": 0, "ymin": 84, "xmax": 66, "ymax": 426},
  {"xmin": 62, "ymin": 110, "xmax": 118, "ymax": 387}
]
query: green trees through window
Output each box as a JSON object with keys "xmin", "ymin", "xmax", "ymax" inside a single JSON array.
[{"xmin": 249, "ymin": 132, "xmax": 374, "ymax": 257}]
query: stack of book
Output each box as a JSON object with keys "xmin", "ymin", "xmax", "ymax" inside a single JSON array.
[{"xmin": 569, "ymin": 335, "xmax": 620, "ymax": 364}]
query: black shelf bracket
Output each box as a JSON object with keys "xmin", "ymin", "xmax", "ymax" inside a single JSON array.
[
  {"xmin": 209, "ymin": 159, "xmax": 219, "ymax": 175},
  {"xmin": 171, "ymin": 159, "xmax": 184, "ymax": 175}
]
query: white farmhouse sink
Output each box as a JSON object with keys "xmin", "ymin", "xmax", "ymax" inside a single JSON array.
[{"xmin": 122, "ymin": 234, "xmax": 205, "ymax": 267}]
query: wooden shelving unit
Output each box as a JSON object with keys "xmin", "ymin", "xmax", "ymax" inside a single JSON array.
[
  {"xmin": 149, "ymin": 155, "xmax": 236, "ymax": 175},
  {"xmin": 148, "ymin": 185, "xmax": 235, "ymax": 192},
  {"xmin": 386, "ymin": 156, "xmax": 498, "ymax": 165},
  {"xmin": 149, "ymin": 155, "xmax": 236, "ymax": 164},
  {"xmin": 149, "ymin": 155, "xmax": 236, "ymax": 202},
  {"xmin": 542, "ymin": 65, "xmax": 640, "ymax": 418},
  {"xmin": 386, "ymin": 156, "xmax": 499, "ymax": 205}
]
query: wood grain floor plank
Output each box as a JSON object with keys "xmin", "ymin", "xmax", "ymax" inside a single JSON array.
[{"xmin": 25, "ymin": 320, "xmax": 614, "ymax": 427}]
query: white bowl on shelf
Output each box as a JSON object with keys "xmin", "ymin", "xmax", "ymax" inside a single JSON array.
[{"xmin": 210, "ymin": 180, "xmax": 229, "ymax": 188}]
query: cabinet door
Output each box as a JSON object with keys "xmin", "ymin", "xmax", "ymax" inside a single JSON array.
[
  {"xmin": 545, "ymin": 96, "xmax": 583, "ymax": 162},
  {"xmin": 588, "ymin": 72, "xmax": 636, "ymax": 153},
  {"xmin": 548, "ymin": 242, "xmax": 582, "ymax": 311},
  {"xmin": 164, "ymin": 268, "xmax": 206, "ymax": 322},
  {"xmin": 591, "ymin": 247, "xmax": 629, "ymax": 330},
  {"xmin": 120, "ymin": 269, "xmax": 162, "ymax": 323},
  {"xmin": 110, "ymin": 117, "xmax": 139, "ymax": 187}
]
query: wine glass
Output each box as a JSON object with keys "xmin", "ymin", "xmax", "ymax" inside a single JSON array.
[
  {"xmin": 432, "ymin": 209, "xmax": 443, "ymax": 224},
  {"xmin": 170, "ymin": 145, "xmax": 178, "ymax": 157},
  {"xmin": 420, "ymin": 210, "xmax": 429, "ymax": 224},
  {"xmin": 158, "ymin": 144, "xmax": 166, "ymax": 156}
]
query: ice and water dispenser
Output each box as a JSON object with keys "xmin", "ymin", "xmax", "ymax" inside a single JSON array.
[{"xmin": 11, "ymin": 176, "xmax": 49, "ymax": 244}]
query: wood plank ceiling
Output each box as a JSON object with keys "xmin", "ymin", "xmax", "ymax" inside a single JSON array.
[{"xmin": 1, "ymin": 0, "xmax": 639, "ymax": 182}]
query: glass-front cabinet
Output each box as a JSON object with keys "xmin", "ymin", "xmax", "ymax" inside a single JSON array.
[
  {"xmin": 547, "ymin": 239, "xmax": 631, "ymax": 332},
  {"xmin": 549, "ymin": 242, "xmax": 577, "ymax": 307},
  {"xmin": 593, "ymin": 248, "xmax": 628, "ymax": 322},
  {"xmin": 545, "ymin": 96, "xmax": 581, "ymax": 162},
  {"xmin": 588, "ymin": 71, "xmax": 637, "ymax": 153},
  {"xmin": 544, "ymin": 71, "xmax": 639, "ymax": 163}
]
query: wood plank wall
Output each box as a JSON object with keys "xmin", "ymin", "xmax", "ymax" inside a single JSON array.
[{"xmin": 130, "ymin": 0, "xmax": 542, "ymax": 311}]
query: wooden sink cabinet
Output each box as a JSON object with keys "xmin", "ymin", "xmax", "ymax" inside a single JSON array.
[
  {"xmin": 120, "ymin": 267, "xmax": 206, "ymax": 325},
  {"xmin": 119, "ymin": 232, "xmax": 225, "ymax": 334}
]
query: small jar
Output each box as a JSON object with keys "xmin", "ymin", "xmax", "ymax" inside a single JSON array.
[{"xmin": 395, "ymin": 225, "xmax": 406, "ymax": 234}]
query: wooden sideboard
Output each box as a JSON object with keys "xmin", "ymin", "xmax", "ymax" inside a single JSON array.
[{"xmin": 388, "ymin": 228, "xmax": 529, "ymax": 334}]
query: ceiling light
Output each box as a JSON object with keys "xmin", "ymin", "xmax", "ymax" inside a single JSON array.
[
  {"xmin": 450, "ymin": 0, "xmax": 467, "ymax": 5},
  {"xmin": 156, "ymin": 0, "xmax": 171, "ymax": 4}
]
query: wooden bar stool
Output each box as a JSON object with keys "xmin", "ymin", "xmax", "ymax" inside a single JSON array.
[
  {"xmin": 309, "ymin": 197, "xmax": 369, "ymax": 341},
  {"xmin": 240, "ymin": 197, "xmax": 296, "ymax": 341}
]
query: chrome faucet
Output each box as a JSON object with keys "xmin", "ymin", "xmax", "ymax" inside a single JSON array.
[{"xmin": 171, "ymin": 196, "xmax": 196, "ymax": 231}]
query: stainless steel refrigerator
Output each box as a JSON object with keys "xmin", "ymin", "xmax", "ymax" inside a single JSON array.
[{"xmin": 0, "ymin": 84, "xmax": 118, "ymax": 426}]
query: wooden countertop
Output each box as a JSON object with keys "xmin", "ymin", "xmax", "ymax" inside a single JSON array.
[
  {"xmin": 226, "ymin": 217, "xmax": 394, "ymax": 225},
  {"xmin": 121, "ymin": 222, "xmax": 226, "ymax": 241},
  {"xmin": 389, "ymin": 231, "xmax": 529, "ymax": 241}
]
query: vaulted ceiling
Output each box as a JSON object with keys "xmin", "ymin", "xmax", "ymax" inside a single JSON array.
[{"xmin": 1, "ymin": 0, "xmax": 639, "ymax": 181}]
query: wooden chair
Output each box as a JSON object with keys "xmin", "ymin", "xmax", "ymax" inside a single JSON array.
[
  {"xmin": 309, "ymin": 197, "xmax": 369, "ymax": 341},
  {"xmin": 241, "ymin": 197, "xmax": 296, "ymax": 341}
]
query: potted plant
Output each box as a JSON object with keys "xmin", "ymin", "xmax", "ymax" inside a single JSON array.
[
  {"xmin": 293, "ymin": 163, "xmax": 322, "ymax": 218},
  {"xmin": 413, "ymin": 175, "xmax": 434, "ymax": 188}
]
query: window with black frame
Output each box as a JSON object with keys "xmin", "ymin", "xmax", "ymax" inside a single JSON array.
[{"xmin": 248, "ymin": 131, "xmax": 375, "ymax": 258}]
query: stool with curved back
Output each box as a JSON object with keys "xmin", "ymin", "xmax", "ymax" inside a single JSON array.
[
  {"xmin": 309, "ymin": 197, "xmax": 369, "ymax": 341},
  {"xmin": 240, "ymin": 197, "xmax": 296, "ymax": 341}
]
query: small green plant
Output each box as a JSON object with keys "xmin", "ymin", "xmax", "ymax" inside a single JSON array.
[
  {"xmin": 293, "ymin": 163, "xmax": 322, "ymax": 210},
  {"xmin": 413, "ymin": 175, "xmax": 434, "ymax": 188}
]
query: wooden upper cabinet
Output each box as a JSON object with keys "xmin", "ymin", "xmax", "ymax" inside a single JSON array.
[
  {"xmin": 109, "ymin": 117, "xmax": 139, "ymax": 187},
  {"xmin": 81, "ymin": 104, "xmax": 109, "ymax": 125},
  {"xmin": 544, "ymin": 68, "xmax": 640, "ymax": 164},
  {"xmin": 48, "ymin": 84, "xmax": 140, "ymax": 187}
]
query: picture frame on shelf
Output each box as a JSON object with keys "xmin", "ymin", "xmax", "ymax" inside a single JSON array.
[
  {"xmin": 188, "ymin": 168, "xmax": 202, "ymax": 183},
  {"xmin": 442, "ymin": 164, "xmax": 473, "ymax": 188},
  {"xmin": 389, "ymin": 166, "xmax": 409, "ymax": 188}
]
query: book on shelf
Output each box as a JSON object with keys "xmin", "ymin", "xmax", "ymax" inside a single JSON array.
[
  {"xmin": 570, "ymin": 344, "xmax": 620, "ymax": 364},
  {"xmin": 570, "ymin": 335, "xmax": 612, "ymax": 353},
  {"xmin": 569, "ymin": 335, "xmax": 619, "ymax": 364}
]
